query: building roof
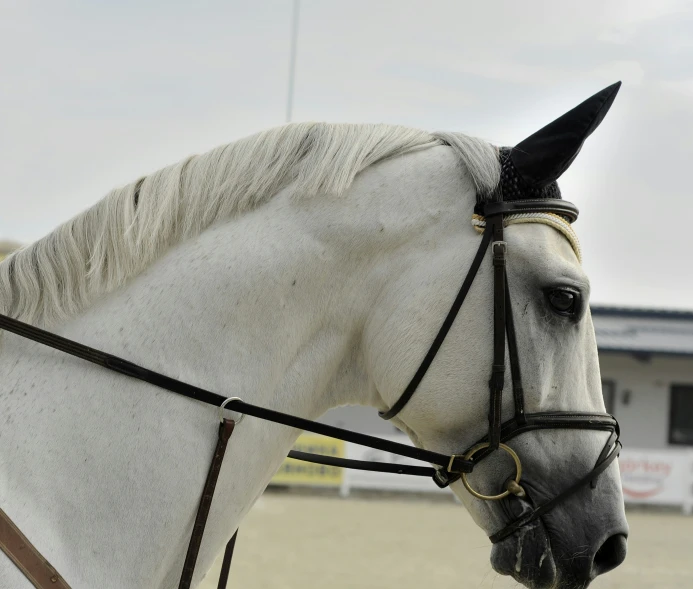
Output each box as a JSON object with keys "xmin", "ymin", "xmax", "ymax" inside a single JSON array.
[{"xmin": 591, "ymin": 305, "xmax": 693, "ymax": 357}]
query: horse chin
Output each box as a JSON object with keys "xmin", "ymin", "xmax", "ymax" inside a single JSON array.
[{"xmin": 490, "ymin": 521, "xmax": 557, "ymax": 589}]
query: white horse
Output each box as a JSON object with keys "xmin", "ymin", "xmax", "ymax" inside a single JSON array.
[{"xmin": 0, "ymin": 89, "xmax": 628, "ymax": 589}]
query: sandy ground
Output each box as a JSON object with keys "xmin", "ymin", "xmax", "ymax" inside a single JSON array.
[{"xmin": 200, "ymin": 489, "xmax": 692, "ymax": 589}]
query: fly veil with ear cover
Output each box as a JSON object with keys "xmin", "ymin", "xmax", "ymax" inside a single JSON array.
[{"xmin": 379, "ymin": 82, "xmax": 623, "ymax": 543}]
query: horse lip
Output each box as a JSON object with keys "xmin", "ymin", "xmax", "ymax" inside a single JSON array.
[
  {"xmin": 499, "ymin": 477, "xmax": 538, "ymax": 527},
  {"xmin": 490, "ymin": 522, "xmax": 557, "ymax": 589},
  {"xmin": 490, "ymin": 480, "xmax": 559, "ymax": 588}
]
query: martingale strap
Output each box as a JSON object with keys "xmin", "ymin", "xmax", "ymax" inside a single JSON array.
[
  {"xmin": 179, "ymin": 419, "xmax": 236, "ymax": 589},
  {"xmin": 216, "ymin": 532, "xmax": 238, "ymax": 589},
  {"xmin": 0, "ymin": 508, "xmax": 72, "ymax": 589}
]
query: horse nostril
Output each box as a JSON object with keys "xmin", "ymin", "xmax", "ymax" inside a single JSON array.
[{"xmin": 592, "ymin": 533, "xmax": 628, "ymax": 576}]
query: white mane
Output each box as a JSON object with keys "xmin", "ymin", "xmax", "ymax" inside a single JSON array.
[{"xmin": 0, "ymin": 123, "xmax": 499, "ymax": 327}]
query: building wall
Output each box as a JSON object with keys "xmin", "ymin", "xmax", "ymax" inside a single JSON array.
[
  {"xmin": 320, "ymin": 352, "xmax": 693, "ymax": 451},
  {"xmin": 321, "ymin": 405, "xmax": 399, "ymax": 437},
  {"xmin": 600, "ymin": 352, "xmax": 693, "ymax": 450}
]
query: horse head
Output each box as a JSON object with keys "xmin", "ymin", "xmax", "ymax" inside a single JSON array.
[{"xmin": 363, "ymin": 83, "xmax": 627, "ymax": 588}]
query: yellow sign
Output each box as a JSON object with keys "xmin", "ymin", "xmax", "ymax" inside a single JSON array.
[{"xmin": 270, "ymin": 434, "xmax": 344, "ymax": 487}]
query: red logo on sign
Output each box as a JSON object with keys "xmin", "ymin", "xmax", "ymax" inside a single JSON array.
[{"xmin": 619, "ymin": 458, "xmax": 672, "ymax": 498}]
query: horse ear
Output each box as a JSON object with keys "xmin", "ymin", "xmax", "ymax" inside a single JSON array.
[{"xmin": 510, "ymin": 82, "xmax": 621, "ymax": 188}]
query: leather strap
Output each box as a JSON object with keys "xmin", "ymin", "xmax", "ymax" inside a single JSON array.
[
  {"xmin": 379, "ymin": 225, "xmax": 494, "ymax": 420},
  {"xmin": 478, "ymin": 199, "xmax": 579, "ymax": 223},
  {"xmin": 504, "ymin": 277, "xmax": 526, "ymax": 425},
  {"xmin": 0, "ymin": 313, "xmax": 472, "ymax": 477},
  {"xmin": 591, "ymin": 430, "xmax": 619, "ymax": 489},
  {"xmin": 179, "ymin": 419, "xmax": 236, "ymax": 589},
  {"xmin": 488, "ymin": 215, "xmax": 506, "ymax": 450},
  {"xmin": 489, "ymin": 438, "xmax": 621, "ymax": 543},
  {"xmin": 287, "ymin": 451, "xmax": 436, "ymax": 477},
  {"xmin": 433, "ymin": 412, "xmax": 618, "ymax": 488},
  {"xmin": 0, "ymin": 507, "xmax": 71, "ymax": 589},
  {"xmin": 217, "ymin": 532, "xmax": 238, "ymax": 589}
]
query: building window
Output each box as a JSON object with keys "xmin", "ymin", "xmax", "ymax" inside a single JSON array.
[
  {"xmin": 602, "ymin": 380, "xmax": 616, "ymax": 415},
  {"xmin": 669, "ymin": 385, "xmax": 693, "ymax": 446}
]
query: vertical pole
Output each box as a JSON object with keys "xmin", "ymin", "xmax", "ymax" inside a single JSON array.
[
  {"xmin": 684, "ymin": 450, "xmax": 693, "ymax": 516},
  {"xmin": 286, "ymin": 0, "xmax": 300, "ymax": 123},
  {"xmin": 340, "ymin": 443, "xmax": 351, "ymax": 498}
]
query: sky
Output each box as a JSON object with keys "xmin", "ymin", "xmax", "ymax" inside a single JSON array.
[{"xmin": 1, "ymin": 0, "xmax": 692, "ymax": 309}]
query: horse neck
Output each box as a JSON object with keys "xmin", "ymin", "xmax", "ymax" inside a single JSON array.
[
  {"xmin": 0, "ymin": 197, "xmax": 376, "ymax": 588},
  {"xmin": 0, "ymin": 144, "xmax": 474, "ymax": 588},
  {"xmin": 116, "ymin": 145, "xmax": 473, "ymax": 418}
]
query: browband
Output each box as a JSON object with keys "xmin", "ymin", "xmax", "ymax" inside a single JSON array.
[{"xmin": 477, "ymin": 199, "xmax": 579, "ymax": 223}]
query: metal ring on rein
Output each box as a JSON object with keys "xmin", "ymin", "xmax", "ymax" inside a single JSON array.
[
  {"xmin": 461, "ymin": 442, "xmax": 525, "ymax": 501},
  {"xmin": 218, "ymin": 397, "xmax": 245, "ymax": 424}
]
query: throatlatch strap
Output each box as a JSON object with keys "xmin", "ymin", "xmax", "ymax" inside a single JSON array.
[
  {"xmin": 379, "ymin": 227, "xmax": 494, "ymax": 420},
  {"xmin": 179, "ymin": 419, "xmax": 235, "ymax": 589}
]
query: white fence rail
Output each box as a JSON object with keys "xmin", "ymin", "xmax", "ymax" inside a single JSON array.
[{"xmin": 269, "ymin": 435, "xmax": 693, "ymax": 514}]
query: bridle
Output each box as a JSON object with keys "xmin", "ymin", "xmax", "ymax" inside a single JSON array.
[
  {"xmin": 0, "ymin": 81, "xmax": 624, "ymax": 589},
  {"xmin": 0, "ymin": 194, "xmax": 620, "ymax": 588},
  {"xmin": 378, "ymin": 196, "xmax": 620, "ymax": 543}
]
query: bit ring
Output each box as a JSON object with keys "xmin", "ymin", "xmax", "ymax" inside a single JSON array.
[{"xmin": 461, "ymin": 442, "xmax": 523, "ymax": 501}]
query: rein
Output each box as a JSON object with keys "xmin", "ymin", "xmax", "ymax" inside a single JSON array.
[
  {"xmin": 0, "ymin": 313, "xmax": 472, "ymax": 481},
  {"xmin": 0, "ymin": 312, "xmax": 471, "ymax": 589}
]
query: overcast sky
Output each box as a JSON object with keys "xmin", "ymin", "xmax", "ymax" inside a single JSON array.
[{"xmin": 1, "ymin": 0, "xmax": 692, "ymax": 309}]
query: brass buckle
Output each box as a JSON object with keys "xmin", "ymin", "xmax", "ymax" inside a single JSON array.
[
  {"xmin": 447, "ymin": 454, "xmax": 461, "ymax": 473},
  {"xmin": 460, "ymin": 442, "xmax": 524, "ymax": 501}
]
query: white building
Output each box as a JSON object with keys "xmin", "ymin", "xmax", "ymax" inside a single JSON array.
[{"xmin": 593, "ymin": 306, "xmax": 693, "ymax": 450}]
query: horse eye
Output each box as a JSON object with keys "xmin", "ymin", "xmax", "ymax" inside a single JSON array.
[{"xmin": 547, "ymin": 288, "xmax": 579, "ymax": 316}]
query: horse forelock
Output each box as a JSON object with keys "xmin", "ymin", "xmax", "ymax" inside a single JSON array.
[{"xmin": 0, "ymin": 123, "xmax": 500, "ymax": 327}]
